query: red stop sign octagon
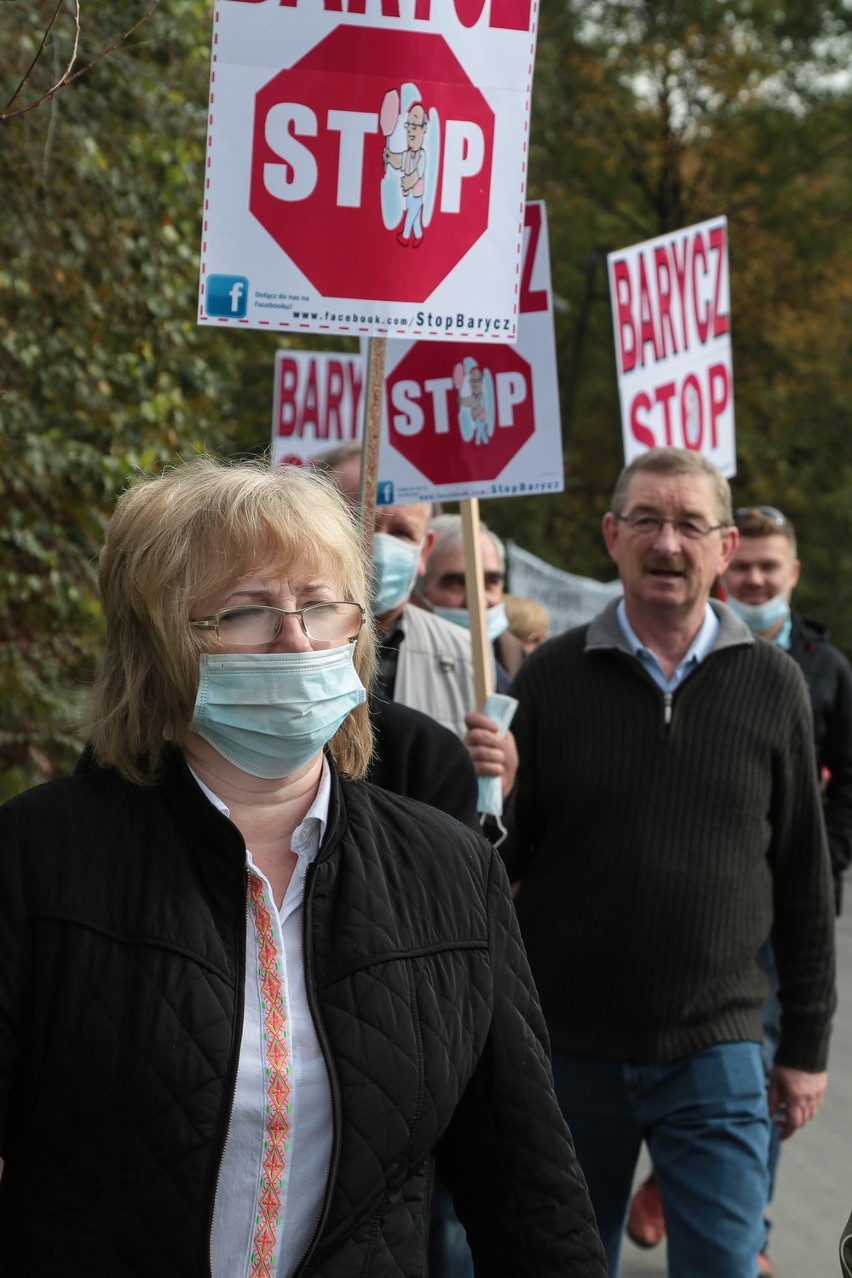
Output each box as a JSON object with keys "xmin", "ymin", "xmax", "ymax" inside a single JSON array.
[
  {"xmin": 387, "ymin": 343, "xmax": 536, "ymax": 484},
  {"xmin": 249, "ymin": 27, "xmax": 494, "ymax": 303}
]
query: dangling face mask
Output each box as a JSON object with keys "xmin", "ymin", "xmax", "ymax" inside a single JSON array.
[
  {"xmin": 432, "ymin": 600, "xmax": 510, "ymax": 643},
  {"xmin": 726, "ymin": 593, "xmax": 790, "ymax": 634},
  {"xmin": 371, "ymin": 533, "xmax": 421, "ymax": 617},
  {"xmin": 190, "ymin": 646, "xmax": 366, "ymax": 779}
]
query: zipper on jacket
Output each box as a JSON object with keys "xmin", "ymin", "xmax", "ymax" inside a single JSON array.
[
  {"xmin": 293, "ymin": 855, "xmax": 340, "ymax": 1276},
  {"xmin": 207, "ymin": 867, "xmax": 251, "ymax": 1277},
  {"xmin": 662, "ymin": 691, "xmax": 673, "ymax": 735}
]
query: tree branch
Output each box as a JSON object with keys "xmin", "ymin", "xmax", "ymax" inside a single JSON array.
[{"xmin": 1, "ymin": 0, "xmax": 163, "ymax": 121}]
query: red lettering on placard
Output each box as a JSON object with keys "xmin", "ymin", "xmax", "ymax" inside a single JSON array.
[
  {"xmin": 301, "ymin": 359, "xmax": 321, "ymax": 433},
  {"xmin": 708, "ymin": 361, "xmax": 730, "ymax": 447},
  {"xmin": 692, "ymin": 232, "xmax": 710, "ymax": 344},
  {"xmin": 627, "ymin": 361, "xmax": 732, "ymax": 453},
  {"xmin": 454, "ymin": 0, "xmax": 487, "ymax": 25},
  {"xmin": 489, "ymin": 0, "xmax": 533, "ymax": 27},
  {"xmin": 233, "ymin": 0, "xmax": 531, "ymax": 27},
  {"xmin": 630, "ymin": 391, "xmax": 656, "ymax": 449},
  {"xmin": 709, "ymin": 225, "xmax": 730, "ymax": 336},
  {"xmin": 519, "ymin": 203, "xmax": 548, "ymax": 314},
  {"xmin": 654, "ymin": 246, "xmax": 678, "ymax": 358},
  {"xmin": 655, "ymin": 381, "xmax": 677, "ymax": 445},
  {"xmin": 638, "ymin": 254, "xmax": 660, "ymax": 366},
  {"xmin": 277, "ymin": 358, "xmax": 300, "ymax": 435},
  {"xmin": 612, "ymin": 260, "xmax": 636, "ymax": 374},
  {"xmin": 670, "ymin": 235, "xmax": 689, "ymax": 355}
]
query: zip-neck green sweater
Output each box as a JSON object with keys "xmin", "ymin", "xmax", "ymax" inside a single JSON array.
[{"xmin": 504, "ymin": 600, "xmax": 835, "ymax": 1073}]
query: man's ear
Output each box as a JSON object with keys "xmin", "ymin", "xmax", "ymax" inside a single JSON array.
[
  {"xmin": 602, "ymin": 512, "xmax": 619, "ymax": 563},
  {"xmin": 716, "ymin": 525, "xmax": 740, "ymax": 576},
  {"xmin": 417, "ymin": 528, "xmax": 436, "ymax": 577}
]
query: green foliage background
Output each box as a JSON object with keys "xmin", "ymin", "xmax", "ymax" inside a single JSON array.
[{"xmin": 1, "ymin": 0, "xmax": 851, "ymax": 798}]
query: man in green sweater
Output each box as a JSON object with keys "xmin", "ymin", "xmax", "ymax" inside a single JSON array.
[{"xmin": 503, "ymin": 448, "xmax": 836, "ymax": 1278}]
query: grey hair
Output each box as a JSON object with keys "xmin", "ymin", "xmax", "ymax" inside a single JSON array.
[{"xmin": 611, "ymin": 447, "xmax": 733, "ymax": 525}]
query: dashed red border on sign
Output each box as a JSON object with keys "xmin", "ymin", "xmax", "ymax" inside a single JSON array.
[{"xmin": 198, "ymin": 3, "xmax": 539, "ymax": 343}]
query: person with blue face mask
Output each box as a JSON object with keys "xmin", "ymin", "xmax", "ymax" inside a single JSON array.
[
  {"xmin": 315, "ymin": 444, "xmax": 518, "ymax": 811},
  {"xmin": 626, "ymin": 501, "xmax": 852, "ymax": 1278},
  {"xmin": 414, "ymin": 512, "xmax": 526, "ymax": 692},
  {"xmin": 723, "ymin": 503, "xmax": 852, "ymax": 920},
  {"xmin": 0, "ymin": 456, "xmax": 607, "ymax": 1278},
  {"xmin": 724, "ymin": 505, "xmax": 852, "ymax": 1275}
]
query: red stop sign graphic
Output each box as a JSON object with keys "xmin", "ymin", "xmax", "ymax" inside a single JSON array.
[
  {"xmin": 387, "ymin": 342, "xmax": 535, "ymax": 484},
  {"xmin": 249, "ymin": 27, "xmax": 494, "ymax": 303}
]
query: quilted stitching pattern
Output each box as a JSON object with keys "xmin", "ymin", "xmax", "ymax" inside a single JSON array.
[{"xmin": 0, "ymin": 761, "xmax": 606, "ymax": 1277}]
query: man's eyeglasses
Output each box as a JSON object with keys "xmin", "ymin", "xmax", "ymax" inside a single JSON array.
[
  {"xmin": 192, "ymin": 602, "xmax": 364, "ymax": 648},
  {"xmin": 734, "ymin": 506, "xmax": 788, "ymax": 528},
  {"xmin": 614, "ymin": 513, "xmax": 727, "ymax": 540}
]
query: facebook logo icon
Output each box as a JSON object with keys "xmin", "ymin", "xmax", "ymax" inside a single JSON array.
[
  {"xmin": 377, "ymin": 481, "xmax": 395, "ymax": 506},
  {"xmin": 206, "ymin": 275, "xmax": 249, "ymax": 319}
]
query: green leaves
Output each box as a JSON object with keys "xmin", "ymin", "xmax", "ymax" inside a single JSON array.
[{"xmin": 1, "ymin": 0, "xmax": 850, "ymax": 796}]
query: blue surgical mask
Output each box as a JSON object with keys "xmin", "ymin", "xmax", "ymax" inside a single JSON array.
[
  {"xmin": 371, "ymin": 533, "xmax": 421, "ymax": 616},
  {"xmin": 726, "ymin": 593, "xmax": 790, "ymax": 634},
  {"xmin": 190, "ymin": 646, "xmax": 366, "ymax": 779},
  {"xmin": 432, "ymin": 601, "xmax": 510, "ymax": 643}
]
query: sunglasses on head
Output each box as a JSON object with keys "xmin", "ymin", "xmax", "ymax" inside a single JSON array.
[{"xmin": 734, "ymin": 506, "xmax": 787, "ymax": 528}]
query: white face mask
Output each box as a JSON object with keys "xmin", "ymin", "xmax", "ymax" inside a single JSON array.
[
  {"xmin": 432, "ymin": 601, "xmax": 510, "ymax": 643},
  {"xmin": 371, "ymin": 533, "xmax": 421, "ymax": 616},
  {"xmin": 190, "ymin": 646, "xmax": 366, "ymax": 779},
  {"xmin": 726, "ymin": 593, "xmax": 790, "ymax": 634}
]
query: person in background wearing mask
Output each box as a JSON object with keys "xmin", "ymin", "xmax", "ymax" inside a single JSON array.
[
  {"xmin": 0, "ymin": 456, "xmax": 607, "ymax": 1278},
  {"xmin": 626, "ymin": 502, "xmax": 852, "ymax": 1277},
  {"xmin": 724, "ymin": 505, "xmax": 852, "ymax": 914},
  {"xmin": 315, "ymin": 443, "xmax": 475, "ymax": 739},
  {"xmin": 414, "ymin": 512, "xmax": 525, "ymax": 689},
  {"xmin": 726, "ymin": 504, "xmax": 852, "ymax": 1273},
  {"xmin": 315, "ymin": 444, "xmax": 517, "ymax": 800},
  {"xmin": 505, "ymin": 450, "xmax": 835, "ymax": 1278}
]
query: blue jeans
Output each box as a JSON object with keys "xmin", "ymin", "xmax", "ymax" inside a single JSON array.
[
  {"xmin": 759, "ymin": 938, "xmax": 782, "ymax": 1249},
  {"xmin": 552, "ymin": 1043, "xmax": 770, "ymax": 1278}
]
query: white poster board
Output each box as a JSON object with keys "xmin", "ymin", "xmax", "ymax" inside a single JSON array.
[
  {"xmin": 198, "ymin": 1, "xmax": 539, "ymax": 343},
  {"xmin": 607, "ymin": 216, "xmax": 736, "ymax": 477},
  {"xmin": 507, "ymin": 542, "xmax": 622, "ymax": 634},
  {"xmin": 270, "ymin": 351, "xmax": 364, "ymax": 468},
  {"xmin": 373, "ymin": 201, "xmax": 564, "ymax": 505}
]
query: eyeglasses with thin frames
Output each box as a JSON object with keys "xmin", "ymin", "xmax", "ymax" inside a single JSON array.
[
  {"xmin": 191, "ymin": 602, "xmax": 364, "ymax": 648},
  {"xmin": 614, "ymin": 513, "xmax": 728, "ymax": 541}
]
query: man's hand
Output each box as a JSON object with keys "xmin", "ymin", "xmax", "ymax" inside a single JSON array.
[
  {"xmin": 464, "ymin": 711, "xmax": 519, "ymax": 798},
  {"xmin": 767, "ymin": 1065, "xmax": 827, "ymax": 1140}
]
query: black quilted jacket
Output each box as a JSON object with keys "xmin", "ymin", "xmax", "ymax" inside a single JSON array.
[{"xmin": 0, "ymin": 750, "xmax": 605, "ymax": 1277}]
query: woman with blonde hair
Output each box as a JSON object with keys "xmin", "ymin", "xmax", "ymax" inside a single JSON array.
[{"xmin": 0, "ymin": 456, "xmax": 604, "ymax": 1278}]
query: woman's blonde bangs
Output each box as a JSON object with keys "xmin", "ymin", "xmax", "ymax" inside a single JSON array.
[{"xmin": 90, "ymin": 456, "xmax": 376, "ymax": 783}]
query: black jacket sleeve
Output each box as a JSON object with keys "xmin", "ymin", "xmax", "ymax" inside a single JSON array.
[{"xmin": 434, "ymin": 848, "xmax": 607, "ymax": 1277}]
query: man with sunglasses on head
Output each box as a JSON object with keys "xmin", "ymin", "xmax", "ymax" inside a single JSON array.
[
  {"xmin": 723, "ymin": 504, "xmax": 852, "ymax": 1271},
  {"xmin": 723, "ymin": 505, "xmax": 852, "ymax": 915},
  {"xmin": 629, "ymin": 502, "xmax": 852, "ymax": 1272},
  {"xmin": 502, "ymin": 447, "xmax": 836, "ymax": 1278}
]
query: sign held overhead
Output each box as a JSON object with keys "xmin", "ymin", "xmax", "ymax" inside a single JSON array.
[
  {"xmin": 199, "ymin": 1, "xmax": 539, "ymax": 342},
  {"xmin": 607, "ymin": 217, "xmax": 736, "ymax": 476}
]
